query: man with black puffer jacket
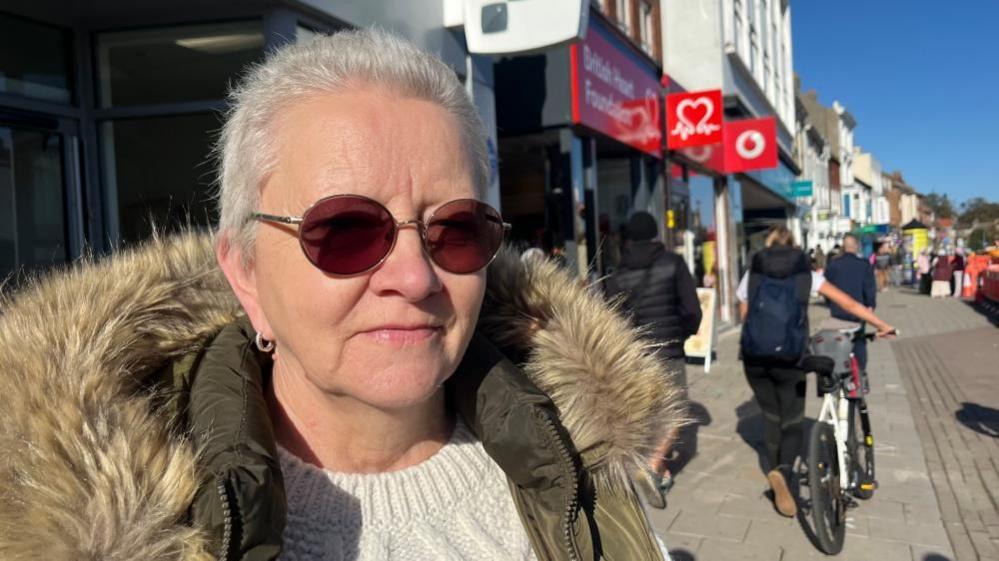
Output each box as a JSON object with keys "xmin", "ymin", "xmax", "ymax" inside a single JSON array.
[{"xmin": 605, "ymin": 211, "xmax": 702, "ymax": 509}]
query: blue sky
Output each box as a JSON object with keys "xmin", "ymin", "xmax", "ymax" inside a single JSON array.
[{"xmin": 791, "ymin": 1, "xmax": 999, "ymax": 207}]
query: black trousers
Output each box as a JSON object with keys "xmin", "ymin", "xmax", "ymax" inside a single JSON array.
[{"xmin": 744, "ymin": 362, "xmax": 807, "ymax": 471}]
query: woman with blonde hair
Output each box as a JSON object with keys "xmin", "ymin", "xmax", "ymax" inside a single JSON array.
[{"xmin": 737, "ymin": 224, "xmax": 895, "ymax": 518}]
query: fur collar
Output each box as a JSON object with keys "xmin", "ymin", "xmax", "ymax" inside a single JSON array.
[{"xmin": 0, "ymin": 232, "xmax": 683, "ymax": 560}]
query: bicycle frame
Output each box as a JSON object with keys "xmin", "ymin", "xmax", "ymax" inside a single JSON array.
[{"xmin": 815, "ymin": 385, "xmax": 852, "ymax": 492}]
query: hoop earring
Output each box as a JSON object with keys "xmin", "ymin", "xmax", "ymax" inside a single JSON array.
[{"xmin": 255, "ymin": 332, "xmax": 275, "ymax": 353}]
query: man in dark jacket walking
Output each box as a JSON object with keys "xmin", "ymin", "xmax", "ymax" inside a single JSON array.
[
  {"xmin": 824, "ymin": 234, "xmax": 877, "ymax": 371},
  {"xmin": 605, "ymin": 211, "xmax": 702, "ymax": 508}
]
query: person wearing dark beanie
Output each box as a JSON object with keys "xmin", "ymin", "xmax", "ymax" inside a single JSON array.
[
  {"xmin": 605, "ymin": 210, "xmax": 701, "ymax": 509},
  {"xmin": 626, "ymin": 211, "xmax": 659, "ymax": 242}
]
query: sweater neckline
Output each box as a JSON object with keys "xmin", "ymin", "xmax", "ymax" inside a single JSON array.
[{"xmin": 277, "ymin": 418, "xmax": 497, "ymax": 526}]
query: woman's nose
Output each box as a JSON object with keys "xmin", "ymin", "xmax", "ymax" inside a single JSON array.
[{"xmin": 369, "ymin": 224, "xmax": 443, "ymax": 300}]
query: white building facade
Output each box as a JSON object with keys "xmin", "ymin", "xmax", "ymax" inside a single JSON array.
[{"xmin": 662, "ymin": 0, "xmax": 800, "ymax": 323}]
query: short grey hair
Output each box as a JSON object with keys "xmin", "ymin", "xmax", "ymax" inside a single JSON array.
[{"xmin": 215, "ymin": 28, "xmax": 489, "ymax": 259}]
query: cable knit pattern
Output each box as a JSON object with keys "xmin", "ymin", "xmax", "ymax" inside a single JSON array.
[{"xmin": 277, "ymin": 419, "xmax": 537, "ymax": 561}]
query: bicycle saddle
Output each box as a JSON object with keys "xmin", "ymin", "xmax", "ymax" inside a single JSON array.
[{"xmin": 800, "ymin": 354, "xmax": 835, "ymax": 376}]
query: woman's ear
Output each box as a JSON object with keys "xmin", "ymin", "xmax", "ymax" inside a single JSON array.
[{"xmin": 216, "ymin": 233, "xmax": 273, "ymax": 340}]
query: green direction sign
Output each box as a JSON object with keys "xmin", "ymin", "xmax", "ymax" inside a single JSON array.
[{"xmin": 792, "ymin": 180, "xmax": 813, "ymax": 198}]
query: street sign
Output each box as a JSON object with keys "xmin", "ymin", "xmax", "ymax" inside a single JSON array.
[
  {"xmin": 723, "ymin": 117, "xmax": 777, "ymax": 173},
  {"xmin": 666, "ymin": 89, "xmax": 724, "ymax": 149},
  {"xmin": 792, "ymin": 180, "xmax": 813, "ymax": 198}
]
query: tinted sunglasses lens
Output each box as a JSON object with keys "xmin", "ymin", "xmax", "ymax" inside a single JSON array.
[
  {"xmin": 300, "ymin": 197, "xmax": 394, "ymax": 275},
  {"xmin": 426, "ymin": 200, "xmax": 505, "ymax": 274}
]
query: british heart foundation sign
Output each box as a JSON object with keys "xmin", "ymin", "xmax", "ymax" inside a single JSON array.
[
  {"xmin": 723, "ymin": 116, "xmax": 777, "ymax": 173},
  {"xmin": 666, "ymin": 89, "xmax": 723, "ymax": 149},
  {"xmin": 570, "ymin": 18, "xmax": 662, "ymax": 157}
]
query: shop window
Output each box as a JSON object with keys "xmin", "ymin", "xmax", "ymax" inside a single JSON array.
[
  {"xmin": 690, "ymin": 173, "xmax": 716, "ymax": 288},
  {"xmin": 763, "ymin": 56, "xmax": 770, "ymax": 96},
  {"xmin": 733, "ymin": 0, "xmax": 743, "ymax": 54},
  {"xmin": 0, "ymin": 126, "xmax": 68, "ymax": 279},
  {"xmin": 0, "ymin": 13, "xmax": 73, "ymax": 104},
  {"xmin": 639, "ymin": 1, "xmax": 654, "ymax": 55},
  {"xmin": 97, "ymin": 21, "xmax": 264, "ymax": 108},
  {"xmin": 615, "ymin": 0, "xmax": 632, "ymax": 35},
  {"xmin": 101, "ymin": 113, "xmax": 219, "ymax": 244}
]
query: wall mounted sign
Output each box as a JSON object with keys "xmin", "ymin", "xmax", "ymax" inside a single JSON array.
[
  {"xmin": 570, "ymin": 16, "xmax": 662, "ymax": 157},
  {"xmin": 455, "ymin": 0, "xmax": 588, "ymax": 54},
  {"xmin": 666, "ymin": 89, "xmax": 723, "ymax": 149},
  {"xmin": 792, "ymin": 180, "xmax": 814, "ymax": 198},
  {"xmin": 723, "ymin": 116, "xmax": 777, "ymax": 173}
]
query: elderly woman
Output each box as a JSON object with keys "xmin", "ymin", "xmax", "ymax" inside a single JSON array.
[{"xmin": 0, "ymin": 30, "xmax": 682, "ymax": 561}]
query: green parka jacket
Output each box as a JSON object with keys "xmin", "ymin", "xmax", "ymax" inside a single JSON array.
[{"xmin": 0, "ymin": 233, "xmax": 685, "ymax": 561}]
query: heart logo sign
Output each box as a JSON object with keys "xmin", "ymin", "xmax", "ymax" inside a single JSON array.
[
  {"xmin": 666, "ymin": 89, "xmax": 724, "ymax": 149},
  {"xmin": 672, "ymin": 98, "xmax": 720, "ymax": 141}
]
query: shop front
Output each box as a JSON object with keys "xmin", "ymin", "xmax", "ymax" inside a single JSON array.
[
  {"xmin": 494, "ymin": 8, "xmax": 663, "ymax": 278},
  {"xmin": 1, "ymin": 1, "xmax": 499, "ymax": 280}
]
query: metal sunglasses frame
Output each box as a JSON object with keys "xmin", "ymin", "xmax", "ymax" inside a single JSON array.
[{"xmin": 252, "ymin": 194, "xmax": 512, "ymax": 276}]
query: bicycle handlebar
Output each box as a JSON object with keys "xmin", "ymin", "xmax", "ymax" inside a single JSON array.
[{"xmin": 857, "ymin": 328, "xmax": 898, "ymax": 342}]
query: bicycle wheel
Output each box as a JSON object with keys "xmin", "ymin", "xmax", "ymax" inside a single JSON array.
[
  {"xmin": 808, "ymin": 421, "xmax": 846, "ymax": 554},
  {"xmin": 848, "ymin": 399, "xmax": 876, "ymax": 500}
]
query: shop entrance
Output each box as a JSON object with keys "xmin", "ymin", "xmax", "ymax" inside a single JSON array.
[{"xmin": 0, "ymin": 112, "xmax": 81, "ymax": 280}]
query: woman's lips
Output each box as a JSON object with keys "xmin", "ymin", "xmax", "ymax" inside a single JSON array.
[{"xmin": 360, "ymin": 326, "xmax": 443, "ymax": 345}]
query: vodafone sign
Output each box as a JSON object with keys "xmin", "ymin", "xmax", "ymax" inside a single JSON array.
[
  {"xmin": 666, "ymin": 89, "xmax": 723, "ymax": 149},
  {"xmin": 723, "ymin": 117, "xmax": 777, "ymax": 173}
]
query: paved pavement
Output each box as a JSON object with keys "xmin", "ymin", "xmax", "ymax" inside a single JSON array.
[{"xmin": 649, "ymin": 289, "xmax": 997, "ymax": 561}]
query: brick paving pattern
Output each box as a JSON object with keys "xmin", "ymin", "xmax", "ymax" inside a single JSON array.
[{"xmin": 649, "ymin": 289, "xmax": 996, "ymax": 561}]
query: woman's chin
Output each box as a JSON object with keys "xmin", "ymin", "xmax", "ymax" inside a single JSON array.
[{"xmin": 341, "ymin": 368, "xmax": 451, "ymax": 412}]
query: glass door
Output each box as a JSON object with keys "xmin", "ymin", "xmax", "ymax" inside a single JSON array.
[{"xmin": 0, "ymin": 122, "xmax": 71, "ymax": 280}]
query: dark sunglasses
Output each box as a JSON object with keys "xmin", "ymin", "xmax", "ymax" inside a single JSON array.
[{"xmin": 252, "ymin": 195, "xmax": 511, "ymax": 276}]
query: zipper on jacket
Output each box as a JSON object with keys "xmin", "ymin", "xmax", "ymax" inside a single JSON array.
[
  {"xmin": 533, "ymin": 408, "xmax": 582, "ymax": 561},
  {"xmin": 217, "ymin": 475, "xmax": 234, "ymax": 561}
]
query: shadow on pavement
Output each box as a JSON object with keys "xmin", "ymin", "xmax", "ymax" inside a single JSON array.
[
  {"xmin": 921, "ymin": 554, "xmax": 954, "ymax": 561},
  {"xmin": 668, "ymin": 401, "xmax": 712, "ymax": 477},
  {"xmin": 669, "ymin": 548, "xmax": 696, "ymax": 561},
  {"xmin": 734, "ymin": 399, "xmax": 769, "ymax": 475},
  {"xmin": 964, "ymin": 298, "xmax": 999, "ymax": 327},
  {"xmin": 956, "ymin": 401, "xmax": 999, "ymax": 437}
]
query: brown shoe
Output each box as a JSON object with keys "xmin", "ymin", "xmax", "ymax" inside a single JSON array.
[{"xmin": 767, "ymin": 469, "xmax": 797, "ymax": 517}]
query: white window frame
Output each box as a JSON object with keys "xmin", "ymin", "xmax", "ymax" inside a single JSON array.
[{"xmin": 639, "ymin": 0, "xmax": 654, "ymax": 55}]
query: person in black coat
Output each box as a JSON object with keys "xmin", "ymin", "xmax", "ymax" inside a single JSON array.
[
  {"xmin": 604, "ymin": 211, "xmax": 702, "ymax": 508},
  {"xmin": 823, "ymin": 234, "xmax": 877, "ymax": 371}
]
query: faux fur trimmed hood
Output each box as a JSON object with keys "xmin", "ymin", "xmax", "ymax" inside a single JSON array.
[{"xmin": 0, "ymin": 232, "xmax": 684, "ymax": 560}]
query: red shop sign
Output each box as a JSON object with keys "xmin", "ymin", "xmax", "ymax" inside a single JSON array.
[
  {"xmin": 570, "ymin": 18, "xmax": 662, "ymax": 157},
  {"xmin": 666, "ymin": 89, "xmax": 723, "ymax": 149},
  {"xmin": 723, "ymin": 117, "xmax": 777, "ymax": 173}
]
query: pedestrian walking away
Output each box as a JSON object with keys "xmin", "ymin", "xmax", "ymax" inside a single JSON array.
[
  {"xmin": 812, "ymin": 245, "xmax": 827, "ymax": 272},
  {"xmin": 736, "ymin": 225, "xmax": 895, "ymax": 519},
  {"xmin": 918, "ymin": 249, "xmax": 933, "ymax": 295},
  {"xmin": 604, "ymin": 210, "xmax": 702, "ymax": 510},
  {"xmin": 0, "ymin": 30, "xmax": 683, "ymax": 561},
  {"xmin": 823, "ymin": 234, "xmax": 877, "ymax": 373},
  {"xmin": 952, "ymin": 248, "xmax": 966, "ymax": 298},
  {"xmin": 931, "ymin": 252, "xmax": 954, "ymax": 298}
]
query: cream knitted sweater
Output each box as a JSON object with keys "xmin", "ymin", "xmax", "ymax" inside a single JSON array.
[{"xmin": 276, "ymin": 419, "xmax": 537, "ymax": 561}]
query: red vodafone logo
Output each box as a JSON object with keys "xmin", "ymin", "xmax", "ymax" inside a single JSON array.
[
  {"xmin": 735, "ymin": 129, "xmax": 766, "ymax": 159},
  {"xmin": 724, "ymin": 117, "xmax": 777, "ymax": 173}
]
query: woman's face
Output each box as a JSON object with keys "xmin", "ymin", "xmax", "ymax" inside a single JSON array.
[{"xmin": 233, "ymin": 88, "xmax": 486, "ymax": 411}]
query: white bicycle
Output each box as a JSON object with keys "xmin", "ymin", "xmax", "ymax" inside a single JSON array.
[{"xmin": 801, "ymin": 320, "xmax": 895, "ymax": 555}]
